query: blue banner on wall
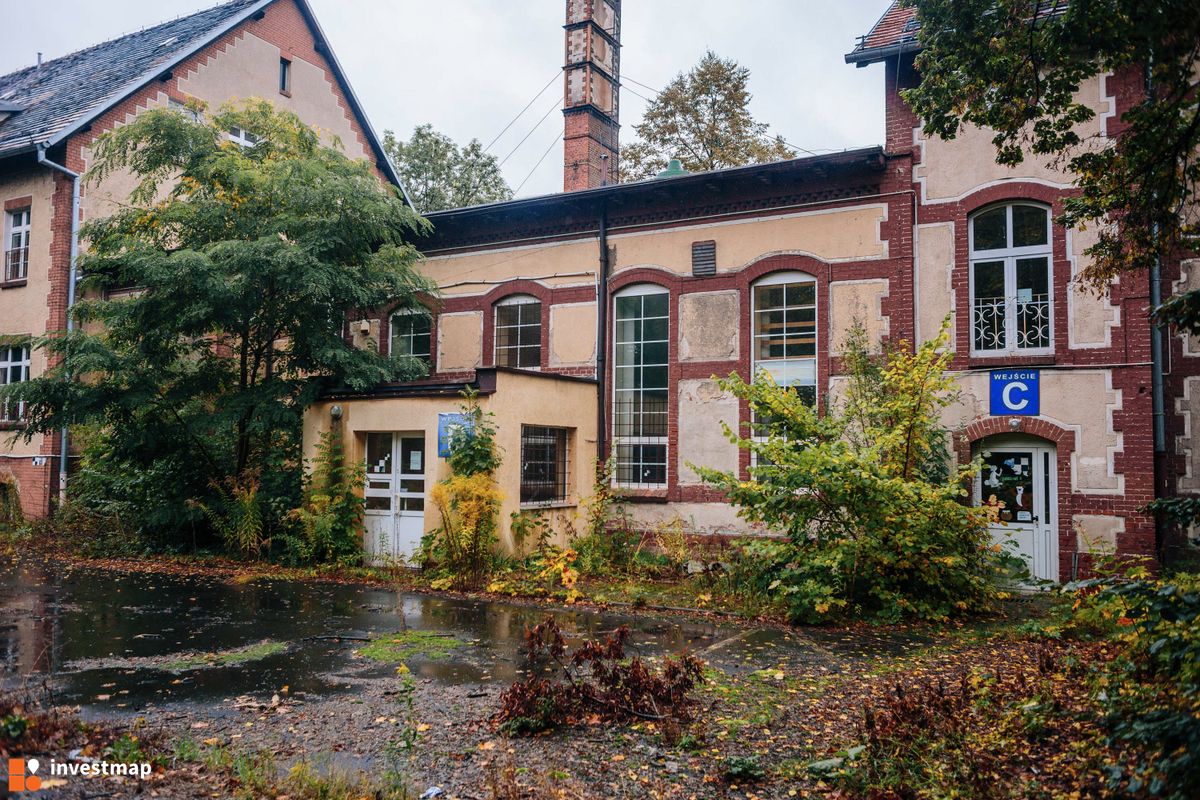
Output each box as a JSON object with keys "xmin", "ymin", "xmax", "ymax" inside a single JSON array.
[
  {"xmin": 989, "ymin": 370, "xmax": 1040, "ymax": 416},
  {"xmin": 437, "ymin": 413, "xmax": 474, "ymax": 458}
]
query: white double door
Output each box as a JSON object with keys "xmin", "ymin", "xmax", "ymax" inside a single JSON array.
[
  {"xmin": 976, "ymin": 439, "xmax": 1059, "ymax": 584},
  {"xmin": 364, "ymin": 432, "xmax": 427, "ymax": 566}
]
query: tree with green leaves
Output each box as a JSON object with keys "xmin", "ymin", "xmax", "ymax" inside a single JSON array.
[
  {"xmin": 1, "ymin": 100, "xmax": 432, "ymax": 546},
  {"xmin": 383, "ymin": 124, "xmax": 512, "ymax": 212},
  {"xmin": 901, "ymin": 0, "xmax": 1199, "ymax": 302},
  {"xmin": 619, "ymin": 51, "xmax": 795, "ymax": 181}
]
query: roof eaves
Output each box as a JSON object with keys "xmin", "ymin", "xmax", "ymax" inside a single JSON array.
[
  {"xmin": 291, "ymin": 0, "xmax": 414, "ymax": 207},
  {"xmin": 845, "ymin": 39, "xmax": 920, "ymax": 66},
  {"xmin": 42, "ymin": 0, "xmax": 276, "ymax": 152}
]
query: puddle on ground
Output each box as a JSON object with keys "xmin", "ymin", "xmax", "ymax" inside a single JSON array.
[{"xmin": 0, "ymin": 558, "xmax": 894, "ymax": 717}]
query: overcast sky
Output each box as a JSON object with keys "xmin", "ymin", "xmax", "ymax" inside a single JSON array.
[{"xmin": 0, "ymin": 0, "xmax": 893, "ymax": 199}]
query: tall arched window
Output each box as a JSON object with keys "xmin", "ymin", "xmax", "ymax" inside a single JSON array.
[
  {"xmin": 969, "ymin": 203, "xmax": 1053, "ymax": 354},
  {"xmin": 752, "ymin": 272, "xmax": 817, "ymax": 404},
  {"xmin": 494, "ymin": 295, "xmax": 541, "ymax": 369},
  {"xmin": 613, "ymin": 285, "xmax": 669, "ymax": 488}
]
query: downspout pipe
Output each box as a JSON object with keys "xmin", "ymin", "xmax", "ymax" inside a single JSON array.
[
  {"xmin": 36, "ymin": 144, "xmax": 81, "ymax": 507},
  {"xmin": 596, "ymin": 209, "xmax": 610, "ymax": 465},
  {"xmin": 1145, "ymin": 61, "xmax": 1169, "ymax": 556}
]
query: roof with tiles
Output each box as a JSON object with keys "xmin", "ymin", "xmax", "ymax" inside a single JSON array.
[
  {"xmin": 0, "ymin": 0, "xmax": 266, "ymax": 159},
  {"xmin": 845, "ymin": 2, "xmax": 919, "ymax": 65}
]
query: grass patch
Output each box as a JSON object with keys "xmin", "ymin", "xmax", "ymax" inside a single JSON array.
[
  {"xmin": 357, "ymin": 630, "xmax": 462, "ymax": 663},
  {"xmin": 161, "ymin": 640, "xmax": 286, "ymax": 671}
]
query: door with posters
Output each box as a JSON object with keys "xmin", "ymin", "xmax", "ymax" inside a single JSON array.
[
  {"xmin": 976, "ymin": 438, "xmax": 1058, "ymax": 583},
  {"xmin": 363, "ymin": 432, "xmax": 426, "ymax": 566}
]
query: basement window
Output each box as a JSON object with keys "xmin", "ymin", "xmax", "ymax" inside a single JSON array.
[
  {"xmin": 279, "ymin": 57, "xmax": 292, "ymax": 95},
  {"xmin": 520, "ymin": 425, "xmax": 570, "ymax": 505}
]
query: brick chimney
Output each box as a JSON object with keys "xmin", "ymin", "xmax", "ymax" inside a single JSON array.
[{"xmin": 563, "ymin": 0, "xmax": 620, "ymax": 191}]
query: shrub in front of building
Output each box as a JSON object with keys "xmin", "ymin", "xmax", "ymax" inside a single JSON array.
[{"xmin": 696, "ymin": 323, "xmax": 1005, "ymax": 623}]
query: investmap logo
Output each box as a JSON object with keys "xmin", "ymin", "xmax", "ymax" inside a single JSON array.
[{"xmin": 7, "ymin": 758, "xmax": 42, "ymax": 793}]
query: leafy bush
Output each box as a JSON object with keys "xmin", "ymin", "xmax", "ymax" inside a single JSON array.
[
  {"xmin": 495, "ymin": 616, "xmax": 705, "ymax": 736},
  {"xmin": 1067, "ymin": 570, "xmax": 1200, "ymax": 799},
  {"xmin": 285, "ymin": 430, "xmax": 364, "ymax": 565},
  {"xmin": 696, "ymin": 322, "xmax": 1002, "ymax": 623},
  {"xmin": 194, "ymin": 478, "xmax": 268, "ymax": 560},
  {"xmin": 426, "ymin": 390, "xmax": 502, "ymax": 589}
]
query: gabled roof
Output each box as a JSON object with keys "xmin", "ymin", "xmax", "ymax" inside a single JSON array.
[
  {"xmin": 0, "ymin": 0, "xmax": 407, "ymax": 198},
  {"xmin": 845, "ymin": 2, "xmax": 918, "ymax": 66}
]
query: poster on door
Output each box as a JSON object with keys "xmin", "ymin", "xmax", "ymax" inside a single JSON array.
[{"xmin": 980, "ymin": 451, "xmax": 1036, "ymax": 523}]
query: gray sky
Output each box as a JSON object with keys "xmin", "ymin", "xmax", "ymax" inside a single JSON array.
[{"xmin": 0, "ymin": 1, "xmax": 893, "ymax": 198}]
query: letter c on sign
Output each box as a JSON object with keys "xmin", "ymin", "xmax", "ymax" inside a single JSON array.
[{"xmin": 1003, "ymin": 381, "xmax": 1029, "ymax": 411}]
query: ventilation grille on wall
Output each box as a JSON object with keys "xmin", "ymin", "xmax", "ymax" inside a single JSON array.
[{"xmin": 691, "ymin": 240, "xmax": 716, "ymax": 277}]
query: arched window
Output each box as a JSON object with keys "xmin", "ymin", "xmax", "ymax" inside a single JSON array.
[
  {"xmin": 969, "ymin": 203, "xmax": 1053, "ymax": 354},
  {"xmin": 494, "ymin": 294, "xmax": 541, "ymax": 369},
  {"xmin": 390, "ymin": 308, "xmax": 432, "ymax": 366},
  {"xmin": 752, "ymin": 272, "xmax": 817, "ymax": 405},
  {"xmin": 613, "ymin": 285, "xmax": 669, "ymax": 488}
]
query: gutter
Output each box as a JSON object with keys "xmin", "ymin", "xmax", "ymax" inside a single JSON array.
[{"xmin": 36, "ymin": 144, "xmax": 81, "ymax": 506}]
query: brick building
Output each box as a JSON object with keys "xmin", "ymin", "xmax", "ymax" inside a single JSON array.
[
  {"xmin": 306, "ymin": 0, "xmax": 1192, "ymax": 580},
  {"xmin": 0, "ymin": 0, "xmax": 403, "ymax": 520}
]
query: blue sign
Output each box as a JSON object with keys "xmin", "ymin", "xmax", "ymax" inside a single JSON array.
[
  {"xmin": 990, "ymin": 370, "xmax": 1040, "ymax": 416},
  {"xmin": 437, "ymin": 413, "xmax": 474, "ymax": 458}
]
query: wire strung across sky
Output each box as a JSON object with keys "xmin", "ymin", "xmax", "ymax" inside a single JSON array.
[{"xmin": 485, "ymin": 71, "xmax": 560, "ymax": 153}]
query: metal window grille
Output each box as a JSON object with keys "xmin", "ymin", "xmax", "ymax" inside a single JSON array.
[
  {"xmin": 4, "ymin": 208, "xmax": 30, "ymax": 282},
  {"xmin": 613, "ymin": 290, "xmax": 669, "ymax": 488},
  {"xmin": 494, "ymin": 299, "xmax": 541, "ymax": 369},
  {"xmin": 0, "ymin": 345, "xmax": 30, "ymax": 422},
  {"xmin": 390, "ymin": 311, "xmax": 432, "ymax": 363},
  {"xmin": 969, "ymin": 203, "xmax": 1053, "ymax": 354},
  {"xmin": 520, "ymin": 425, "xmax": 569, "ymax": 504}
]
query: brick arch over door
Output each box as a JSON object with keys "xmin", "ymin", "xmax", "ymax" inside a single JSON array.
[{"xmin": 956, "ymin": 415, "xmax": 1078, "ymax": 582}]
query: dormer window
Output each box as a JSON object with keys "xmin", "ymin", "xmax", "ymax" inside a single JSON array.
[{"xmin": 969, "ymin": 202, "xmax": 1053, "ymax": 355}]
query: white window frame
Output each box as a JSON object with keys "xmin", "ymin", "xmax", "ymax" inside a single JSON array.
[
  {"xmin": 750, "ymin": 271, "xmax": 818, "ymax": 464},
  {"xmin": 493, "ymin": 294, "xmax": 542, "ymax": 370},
  {"xmin": 227, "ymin": 125, "xmax": 261, "ymax": 148},
  {"xmin": 612, "ymin": 284, "xmax": 670, "ymax": 489},
  {"xmin": 0, "ymin": 344, "xmax": 30, "ymax": 422},
  {"xmin": 389, "ymin": 308, "xmax": 432, "ymax": 365},
  {"xmin": 4, "ymin": 207, "xmax": 30, "ymax": 283},
  {"xmin": 968, "ymin": 202, "xmax": 1054, "ymax": 357}
]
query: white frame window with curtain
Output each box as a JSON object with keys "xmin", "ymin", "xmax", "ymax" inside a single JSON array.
[{"xmin": 969, "ymin": 202, "xmax": 1054, "ymax": 356}]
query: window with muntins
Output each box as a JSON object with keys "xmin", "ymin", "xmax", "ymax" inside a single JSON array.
[
  {"xmin": 4, "ymin": 208, "xmax": 30, "ymax": 283},
  {"xmin": 613, "ymin": 287, "xmax": 669, "ymax": 488},
  {"xmin": 751, "ymin": 273, "xmax": 817, "ymax": 466},
  {"xmin": 970, "ymin": 203, "xmax": 1053, "ymax": 354},
  {"xmin": 520, "ymin": 425, "xmax": 569, "ymax": 505},
  {"xmin": 0, "ymin": 344, "xmax": 30, "ymax": 422},
  {"xmin": 390, "ymin": 310, "xmax": 432, "ymax": 365},
  {"xmin": 494, "ymin": 296, "xmax": 541, "ymax": 369}
]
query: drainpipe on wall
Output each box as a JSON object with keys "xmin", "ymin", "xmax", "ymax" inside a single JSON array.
[
  {"xmin": 596, "ymin": 209, "xmax": 610, "ymax": 464},
  {"xmin": 1145, "ymin": 60, "xmax": 1169, "ymax": 557},
  {"xmin": 36, "ymin": 144, "xmax": 81, "ymax": 507}
]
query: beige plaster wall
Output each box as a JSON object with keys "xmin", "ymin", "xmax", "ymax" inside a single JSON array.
[
  {"xmin": 945, "ymin": 369, "xmax": 1123, "ymax": 494},
  {"xmin": 437, "ymin": 311, "xmax": 483, "ymax": 372},
  {"xmin": 303, "ymin": 370, "xmax": 598, "ymax": 555},
  {"xmin": 1074, "ymin": 514, "xmax": 1123, "ymax": 554},
  {"xmin": 676, "ymin": 379, "xmax": 740, "ymax": 485},
  {"xmin": 549, "ymin": 302, "xmax": 597, "ymax": 367},
  {"xmin": 1067, "ymin": 225, "xmax": 1120, "ymax": 349},
  {"xmin": 613, "ymin": 205, "xmax": 889, "ymax": 274},
  {"xmin": 679, "ymin": 291, "xmax": 739, "ymax": 362},
  {"xmin": 916, "ymin": 74, "xmax": 1113, "ymax": 202},
  {"xmin": 0, "ymin": 168, "xmax": 57, "ymax": 457},
  {"xmin": 177, "ymin": 31, "xmax": 364, "ymax": 158},
  {"xmin": 829, "ymin": 279, "xmax": 889, "ymax": 354},
  {"xmin": 420, "ymin": 243, "xmax": 598, "ymax": 298},
  {"xmin": 1175, "ymin": 376, "xmax": 1200, "ymax": 493},
  {"xmin": 916, "ymin": 222, "xmax": 955, "ymax": 344},
  {"xmin": 622, "ymin": 501, "xmax": 761, "ymax": 537}
]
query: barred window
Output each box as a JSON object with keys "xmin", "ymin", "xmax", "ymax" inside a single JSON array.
[
  {"xmin": 613, "ymin": 286, "xmax": 669, "ymax": 488},
  {"xmin": 494, "ymin": 295, "xmax": 541, "ymax": 369},
  {"xmin": 0, "ymin": 344, "xmax": 30, "ymax": 422},
  {"xmin": 970, "ymin": 203, "xmax": 1052, "ymax": 354},
  {"xmin": 520, "ymin": 425, "xmax": 569, "ymax": 505},
  {"xmin": 4, "ymin": 207, "xmax": 30, "ymax": 283},
  {"xmin": 390, "ymin": 309, "xmax": 432, "ymax": 365}
]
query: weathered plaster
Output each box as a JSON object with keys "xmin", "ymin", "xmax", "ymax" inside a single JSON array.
[
  {"xmin": 676, "ymin": 379, "xmax": 739, "ymax": 485},
  {"xmin": 679, "ymin": 291, "xmax": 739, "ymax": 362}
]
